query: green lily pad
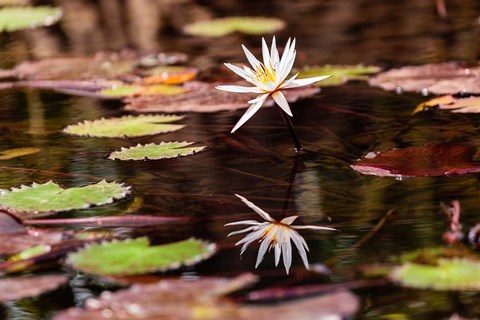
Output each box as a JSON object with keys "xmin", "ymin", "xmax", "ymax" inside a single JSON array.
[
  {"xmin": 63, "ymin": 115, "xmax": 185, "ymax": 138},
  {"xmin": 0, "ymin": 180, "xmax": 131, "ymax": 215},
  {"xmin": 67, "ymin": 237, "xmax": 216, "ymax": 276},
  {"xmin": 183, "ymin": 17, "xmax": 285, "ymax": 37},
  {"xmin": 99, "ymin": 84, "xmax": 187, "ymax": 98},
  {"xmin": 108, "ymin": 142, "xmax": 207, "ymax": 161},
  {"xmin": 0, "ymin": 147, "xmax": 41, "ymax": 160},
  {"xmin": 297, "ymin": 64, "xmax": 381, "ymax": 86},
  {"xmin": 0, "ymin": 6, "xmax": 62, "ymax": 32},
  {"xmin": 391, "ymin": 258, "xmax": 480, "ymax": 291}
]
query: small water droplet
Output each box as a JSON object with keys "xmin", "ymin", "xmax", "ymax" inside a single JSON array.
[
  {"xmin": 421, "ymin": 88, "xmax": 429, "ymax": 96},
  {"xmin": 395, "ymin": 86, "xmax": 403, "ymax": 94},
  {"xmin": 464, "ymin": 68, "xmax": 471, "ymax": 75},
  {"xmin": 101, "ymin": 309, "xmax": 113, "ymax": 318}
]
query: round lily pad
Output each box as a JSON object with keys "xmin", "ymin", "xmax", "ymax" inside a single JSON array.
[
  {"xmin": 67, "ymin": 237, "xmax": 216, "ymax": 276},
  {"xmin": 0, "ymin": 6, "xmax": 62, "ymax": 32},
  {"xmin": 183, "ymin": 17, "xmax": 285, "ymax": 37},
  {"xmin": 63, "ymin": 115, "xmax": 185, "ymax": 138},
  {"xmin": 297, "ymin": 64, "xmax": 381, "ymax": 86},
  {"xmin": 0, "ymin": 180, "xmax": 131, "ymax": 216},
  {"xmin": 108, "ymin": 142, "xmax": 207, "ymax": 161},
  {"xmin": 99, "ymin": 84, "xmax": 187, "ymax": 98},
  {"xmin": 414, "ymin": 94, "xmax": 480, "ymax": 114}
]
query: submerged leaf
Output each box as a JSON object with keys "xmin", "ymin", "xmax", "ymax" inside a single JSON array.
[
  {"xmin": 0, "ymin": 147, "xmax": 41, "ymax": 160},
  {"xmin": 141, "ymin": 66, "xmax": 198, "ymax": 85},
  {"xmin": 392, "ymin": 259, "xmax": 480, "ymax": 290},
  {"xmin": 414, "ymin": 94, "xmax": 480, "ymax": 114},
  {"xmin": 125, "ymin": 81, "xmax": 319, "ymax": 113},
  {"xmin": 351, "ymin": 144, "xmax": 480, "ymax": 178},
  {"xmin": 67, "ymin": 237, "xmax": 216, "ymax": 276},
  {"xmin": 369, "ymin": 62, "xmax": 480, "ymax": 95},
  {"xmin": 0, "ymin": 6, "xmax": 62, "ymax": 32},
  {"xmin": 0, "ymin": 180, "xmax": 131, "ymax": 217},
  {"xmin": 63, "ymin": 115, "xmax": 185, "ymax": 138},
  {"xmin": 297, "ymin": 64, "xmax": 380, "ymax": 86},
  {"xmin": 108, "ymin": 142, "xmax": 206, "ymax": 161},
  {"xmin": 0, "ymin": 275, "xmax": 68, "ymax": 301},
  {"xmin": 183, "ymin": 17, "xmax": 285, "ymax": 37}
]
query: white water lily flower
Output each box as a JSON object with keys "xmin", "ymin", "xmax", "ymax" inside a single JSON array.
[
  {"xmin": 216, "ymin": 37, "xmax": 331, "ymax": 133},
  {"xmin": 226, "ymin": 194, "xmax": 336, "ymax": 274}
]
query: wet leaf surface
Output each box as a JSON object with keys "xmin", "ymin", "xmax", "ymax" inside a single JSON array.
[
  {"xmin": 0, "ymin": 275, "xmax": 68, "ymax": 301},
  {"xmin": 125, "ymin": 81, "xmax": 319, "ymax": 113},
  {"xmin": 108, "ymin": 142, "xmax": 207, "ymax": 161},
  {"xmin": 0, "ymin": 51, "xmax": 188, "ymax": 81},
  {"xmin": 63, "ymin": 115, "xmax": 185, "ymax": 138},
  {"xmin": 297, "ymin": 64, "xmax": 380, "ymax": 86},
  {"xmin": 391, "ymin": 259, "xmax": 480, "ymax": 291},
  {"xmin": 351, "ymin": 144, "xmax": 480, "ymax": 178},
  {"xmin": 369, "ymin": 62, "xmax": 480, "ymax": 95},
  {"xmin": 0, "ymin": 213, "xmax": 63, "ymax": 255},
  {"xmin": 54, "ymin": 274, "xmax": 358, "ymax": 320},
  {"xmin": 67, "ymin": 238, "xmax": 216, "ymax": 276},
  {"xmin": 414, "ymin": 94, "xmax": 480, "ymax": 114},
  {"xmin": 141, "ymin": 66, "xmax": 198, "ymax": 85},
  {"xmin": 99, "ymin": 84, "xmax": 187, "ymax": 98},
  {"xmin": 0, "ymin": 180, "xmax": 131, "ymax": 217},
  {"xmin": 0, "ymin": 6, "xmax": 62, "ymax": 32},
  {"xmin": 183, "ymin": 17, "xmax": 285, "ymax": 37}
]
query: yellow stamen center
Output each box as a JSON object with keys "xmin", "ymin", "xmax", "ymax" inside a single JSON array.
[{"xmin": 255, "ymin": 63, "xmax": 277, "ymax": 85}]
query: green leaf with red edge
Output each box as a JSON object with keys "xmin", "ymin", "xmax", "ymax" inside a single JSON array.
[
  {"xmin": 108, "ymin": 142, "xmax": 206, "ymax": 161},
  {"xmin": 414, "ymin": 95, "xmax": 480, "ymax": 114},
  {"xmin": 67, "ymin": 237, "xmax": 216, "ymax": 276}
]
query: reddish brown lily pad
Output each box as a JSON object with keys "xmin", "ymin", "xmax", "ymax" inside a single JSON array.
[
  {"xmin": 0, "ymin": 275, "xmax": 68, "ymax": 301},
  {"xmin": 124, "ymin": 81, "xmax": 320, "ymax": 113},
  {"xmin": 369, "ymin": 62, "xmax": 480, "ymax": 95},
  {"xmin": 54, "ymin": 274, "xmax": 359, "ymax": 320},
  {"xmin": 414, "ymin": 95, "xmax": 480, "ymax": 114},
  {"xmin": 351, "ymin": 144, "xmax": 480, "ymax": 178}
]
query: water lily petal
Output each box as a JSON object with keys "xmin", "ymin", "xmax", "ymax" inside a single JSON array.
[
  {"xmin": 292, "ymin": 225, "xmax": 337, "ymax": 231},
  {"xmin": 290, "ymin": 229, "xmax": 310, "ymax": 269},
  {"xmin": 231, "ymin": 94, "xmax": 269, "ymax": 133},
  {"xmin": 235, "ymin": 194, "xmax": 275, "ymax": 221},
  {"xmin": 242, "ymin": 45, "xmax": 262, "ymax": 70},
  {"xmin": 216, "ymin": 85, "xmax": 263, "ymax": 94},
  {"xmin": 225, "ymin": 220, "xmax": 263, "ymax": 226},
  {"xmin": 255, "ymin": 227, "xmax": 276, "ymax": 268},
  {"xmin": 271, "ymin": 91, "xmax": 292, "ymax": 116},
  {"xmin": 227, "ymin": 225, "xmax": 259, "ymax": 237},
  {"xmin": 237, "ymin": 226, "xmax": 268, "ymax": 254},
  {"xmin": 282, "ymin": 240, "xmax": 293, "ymax": 274},
  {"xmin": 261, "ymin": 37, "xmax": 270, "ymax": 66},
  {"xmin": 280, "ymin": 216, "xmax": 299, "ymax": 225},
  {"xmin": 274, "ymin": 242, "xmax": 282, "ymax": 266},
  {"xmin": 283, "ymin": 75, "xmax": 332, "ymax": 88},
  {"xmin": 270, "ymin": 36, "xmax": 279, "ymax": 66},
  {"xmin": 224, "ymin": 63, "xmax": 256, "ymax": 84},
  {"xmin": 248, "ymin": 93, "xmax": 269, "ymax": 104}
]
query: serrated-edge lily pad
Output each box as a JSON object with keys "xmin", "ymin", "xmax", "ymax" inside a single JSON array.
[
  {"xmin": 0, "ymin": 180, "xmax": 131, "ymax": 215},
  {"xmin": 0, "ymin": 6, "xmax": 62, "ymax": 32},
  {"xmin": 183, "ymin": 17, "xmax": 285, "ymax": 37},
  {"xmin": 414, "ymin": 94, "xmax": 480, "ymax": 114},
  {"xmin": 0, "ymin": 275, "xmax": 68, "ymax": 301},
  {"xmin": 63, "ymin": 115, "xmax": 185, "ymax": 138},
  {"xmin": 67, "ymin": 237, "xmax": 216, "ymax": 276},
  {"xmin": 391, "ymin": 258, "xmax": 480, "ymax": 291},
  {"xmin": 297, "ymin": 64, "xmax": 381, "ymax": 86},
  {"xmin": 108, "ymin": 141, "xmax": 207, "ymax": 161}
]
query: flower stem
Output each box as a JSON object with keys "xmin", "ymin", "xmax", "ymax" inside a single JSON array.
[{"xmin": 278, "ymin": 107, "xmax": 303, "ymax": 152}]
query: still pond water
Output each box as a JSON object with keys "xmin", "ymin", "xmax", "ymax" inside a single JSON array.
[{"xmin": 2, "ymin": 0, "xmax": 480, "ymax": 318}]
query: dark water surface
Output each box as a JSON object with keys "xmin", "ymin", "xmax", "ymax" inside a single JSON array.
[{"xmin": 1, "ymin": 0, "xmax": 480, "ymax": 319}]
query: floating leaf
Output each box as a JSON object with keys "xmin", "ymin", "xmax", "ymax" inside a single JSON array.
[
  {"xmin": 0, "ymin": 180, "xmax": 131, "ymax": 217},
  {"xmin": 351, "ymin": 144, "xmax": 480, "ymax": 178},
  {"xmin": 369, "ymin": 62, "xmax": 480, "ymax": 95},
  {"xmin": 0, "ymin": 275, "xmax": 68, "ymax": 302},
  {"xmin": 99, "ymin": 84, "xmax": 187, "ymax": 98},
  {"xmin": 391, "ymin": 259, "xmax": 480, "ymax": 290},
  {"xmin": 54, "ymin": 274, "xmax": 359, "ymax": 320},
  {"xmin": 297, "ymin": 64, "xmax": 380, "ymax": 86},
  {"xmin": 68, "ymin": 237, "xmax": 216, "ymax": 276},
  {"xmin": 125, "ymin": 81, "xmax": 319, "ymax": 113},
  {"xmin": 414, "ymin": 94, "xmax": 480, "ymax": 114},
  {"xmin": 183, "ymin": 17, "xmax": 285, "ymax": 37},
  {"xmin": 141, "ymin": 66, "xmax": 198, "ymax": 85},
  {"xmin": 0, "ymin": 212, "xmax": 64, "ymax": 254},
  {"xmin": 63, "ymin": 115, "xmax": 185, "ymax": 138},
  {"xmin": 0, "ymin": 6, "xmax": 62, "ymax": 32},
  {"xmin": 0, "ymin": 51, "xmax": 188, "ymax": 81},
  {"xmin": 0, "ymin": 147, "xmax": 41, "ymax": 160},
  {"xmin": 108, "ymin": 142, "xmax": 206, "ymax": 161}
]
